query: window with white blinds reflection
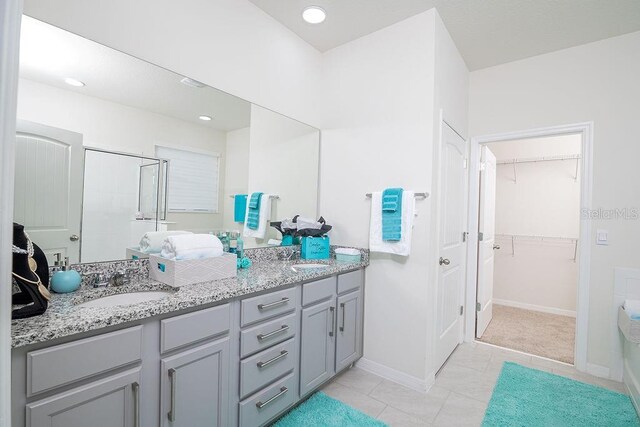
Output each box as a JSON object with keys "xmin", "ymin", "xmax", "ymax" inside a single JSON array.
[{"xmin": 156, "ymin": 146, "xmax": 220, "ymax": 213}]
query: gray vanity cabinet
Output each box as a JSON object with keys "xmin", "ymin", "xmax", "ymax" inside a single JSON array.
[
  {"xmin": 336, "ymin": 290, "xmax": 362, "ymax": 372},
  {"xmin": 160, "ymin": 337, "xmax": 230, "ymax": 427},
  {"xmin": 300, "ymin": 299, "xmax": 336, "ymax": 396},
  {"xmin": 26, "ymin": 368, "xmax": 141, "ymax": 427},
  {"xmin": 300, "ymin": 270, "xmax": 364, "ymax": 396}
]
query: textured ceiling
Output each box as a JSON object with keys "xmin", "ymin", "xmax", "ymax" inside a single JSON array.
[{"xmin": 248, "ymin": 0, "xmax": 640, "ymax": 70}]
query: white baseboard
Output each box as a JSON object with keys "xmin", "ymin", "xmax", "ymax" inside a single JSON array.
[
  {"xmin": 585, "ymin": 362, "xmax": 610, "ymax": 379},
  {"xmin": 356, "ymin": 358, "xmax": 431, "ymax": 393},
  {"xmin": 493, "ymin": 299, "xmax": 576, "ymax": 318}
]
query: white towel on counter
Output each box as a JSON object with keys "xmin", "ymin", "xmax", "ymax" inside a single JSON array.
[
  {"xmin": 160, "ymin": 234, "xmax": 223, "ymax": 260},
  {"xmin": 624, "ymin": 300, "xmax": 640, "ymax": 318},
  {"xmin": 369, "ymin": 191, "xmax": 416, "ymax": 256},
  {"xmin": 243, "ymin": 194, "xmax": 272, "ymax": 240},
  {"xmin": 139, "ymin": 231, "xmax": 192, "ymax": 254}
]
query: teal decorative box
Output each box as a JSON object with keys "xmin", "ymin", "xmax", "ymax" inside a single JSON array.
[{"xmin": 301, "ymin": 236, "xmax": 330, "ymax": 260}]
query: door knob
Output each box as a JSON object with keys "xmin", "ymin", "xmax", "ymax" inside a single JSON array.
[
  {"xmin": 493, "ymin": 244, "xmax": 500, "ymax": 250},
  {"xmin": 70, "ymin": 234, "xmax": 80, "ymax": 242},
  {"xmin": 439, "ymin": 257, "xmax": 450, "ymax": 266}
]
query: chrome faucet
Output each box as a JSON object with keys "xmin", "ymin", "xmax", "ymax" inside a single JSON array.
[
  {"xmin": 279, "ymin": 248, "xmax": 300, "ymax": 261},
  {"xmin": 87, "ymin": 268, "xmax": 140, "ymax": 288}
]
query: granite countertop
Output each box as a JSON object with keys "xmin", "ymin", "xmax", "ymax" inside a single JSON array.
[{"xmin": 11, "ymin": 248, "xmax": 369, "ymax": 349}]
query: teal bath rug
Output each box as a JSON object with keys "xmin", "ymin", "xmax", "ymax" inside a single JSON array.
[
  {"xmin": 483, "ymin": 362, "xmax": 640, "ymax": 426},
  {"xmin": 273, "ymin": 391, "xmax": 387, "ymax": 427}
]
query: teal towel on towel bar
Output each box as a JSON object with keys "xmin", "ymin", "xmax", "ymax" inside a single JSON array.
[
  {"xmin": 382, "ymin": 188, "xmax": 403, "ymax": 241},
  {"xmin": 247, "ymin": 192, "xmax": 263, "ymax": 230},
  {"xmin": 234, "ymin": 194, "xmax": 247, "ymax": 223}
]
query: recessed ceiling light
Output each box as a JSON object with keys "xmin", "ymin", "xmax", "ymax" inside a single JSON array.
[
  {"xmin": 199, "ymin": 115, "xmax": 212, "ymax": 121},
  {"xmin": 180, "ymin": 77, "xmax": 206, "ymax": 88},
  {"xmin": 302, "ymin": 6, "xmax": 326, "ymax": 24},
  {"xmin": 64, "ymin": 77, "xmax": 85, "ymax": 87}
]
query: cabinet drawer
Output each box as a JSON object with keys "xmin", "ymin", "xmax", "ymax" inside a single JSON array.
[
  {"xmin": 240, "ymin": 338, "xmax": 296, "ymax": 399},
  {"xmin": 338, "ymin": 269, "xmax": 363, "ymax": 295},
  {"xmin": 241, "ymin": 312, "xmax": 297, "ymax": 358},
  {"xmin": 27, "ymin": 326, "xmax": 142, "ymax": 397},
  {"xmin": 239, "ymin": 372, "xmax": 296, "ymax": 427},
  {"xmin": 302, "ymin": 277, "xmax": 336, "ymax": 306},
  {"xmin": 241, "ymin": 287, "xmax": 296, "ymax": 327},
  {"xmin": 161, "ymin": 303, "xmax": 230, "ymax": 353}
]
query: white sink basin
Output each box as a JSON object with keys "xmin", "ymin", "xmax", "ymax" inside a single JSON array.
[
  {"xmin": 77, "ymin": 291, "xmax": 172, "ymax": 308},
  {"xmin": 291, "ymin": 263, "xmax": 329, "ymax": 272}
]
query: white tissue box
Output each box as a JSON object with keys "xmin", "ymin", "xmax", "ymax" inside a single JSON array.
[
  {"xmin": 148, "ymin": 253, "xmax": 237, "ymax": 287},
  {"xmin": 618, "ymin": 306, "xmax": 640, "ymax": 344}
]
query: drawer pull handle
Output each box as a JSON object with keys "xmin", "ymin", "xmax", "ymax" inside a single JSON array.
[
  {"xmin": 256, "ymin": 386, "xmax": 288, "ymax": 409},
  {"xmin": 257, "ymin": 350, "xmax": 288, "ymax": 369},
  {"xmin": 329, "ymin": 306, "xmax": 335, "ymax": 337},
  {"xmin": 258, "ymin": 297, "xmax": 289, "ymax": 311},
  {"xmin": 168, "ymin": 368, "xmax": 177, "ymax": 422},
  {"xmin": 340, "ymin": 302, "xmax": 346, "ymax": 332},
  {"xmin": 132, "ymin": 382, "xmax": 140, "ymax": 427},
  {"xmin": 257, "ymin": 325, "xmax": 289, "ymax": 341}
]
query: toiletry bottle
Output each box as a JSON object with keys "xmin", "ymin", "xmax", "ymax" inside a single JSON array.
[
  {"xmin": 237, "ymin": 234, "xmax": 244, "ymax": 259},
  {"xmin": 220, "ymin": 233, "xmax": 230, "ymax": 252},
  {"xmin": 50, "ymin": 257, "xmax": 82, "ymax": 293},
  {"xmin": 229, "ymin": 232, "xmax": 238, "ymax": 255}
]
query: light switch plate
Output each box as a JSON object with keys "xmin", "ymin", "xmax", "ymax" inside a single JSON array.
[{"xmin": 596, "ymin": 229, "xmax": 609, "ymax": 245}]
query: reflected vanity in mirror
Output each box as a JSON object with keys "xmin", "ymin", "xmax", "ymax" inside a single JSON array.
[{"xmin": 14, "ymin": 16, "xmax": 320, "ymax": 263}]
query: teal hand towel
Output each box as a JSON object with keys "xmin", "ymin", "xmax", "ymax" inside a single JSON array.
[
  {"xmin": 382, "ymin": 188, "xmax": 403, "ymax": 241},
  {"xmin": 234, "ymin": 194, "xmax": 247, "ymax": 223},
  {"xmin": 247, "ymin": 192, "xmax": 263, "ymax": 230}
]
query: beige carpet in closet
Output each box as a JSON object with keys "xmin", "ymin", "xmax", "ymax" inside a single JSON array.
[{"xmin": 478, "ymin": 304, "xmax": 575, "ymax": 364}]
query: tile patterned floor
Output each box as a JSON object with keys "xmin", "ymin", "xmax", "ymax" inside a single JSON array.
[{"xmin": 321, "ymin": 341, "xmax": 628, "ymax": 426}]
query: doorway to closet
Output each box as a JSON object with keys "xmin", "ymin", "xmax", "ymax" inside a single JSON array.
[{"xmin": 475, "ymin": 133, "xmax": 582, "ymax": 365}]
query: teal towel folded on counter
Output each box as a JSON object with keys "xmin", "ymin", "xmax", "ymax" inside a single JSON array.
[
  {"xmin": 247, "ymin": 192, "xmax": 263, "ymax": 230},
  {"xmin": 234, "ymin": 194, "xmax": 247, "ymax": 223},
  {"xmin": 382, "ymin": 188, "xmax": 403, "ymax": 241}
]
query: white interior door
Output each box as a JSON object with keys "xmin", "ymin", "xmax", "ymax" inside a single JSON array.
[
  {"xmin": 14, "ymin": 120, "xmax": 83, "ymax": 263},
  {"xmin": 476, "ymin": 145, "xmax": 497, "ymax": 338},
  {"xmin": 435, "ymin": 123, "xmax": 468, "ymax": 371}
]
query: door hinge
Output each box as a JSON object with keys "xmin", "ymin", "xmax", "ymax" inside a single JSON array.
[
  {"xmin": 463, "ymin": 158, "xmax": 468, "ymax": 169},
  {"xmin": 476, "ymin": 302, "xmax": 481, "ymax": 312},
  {"xmin": 459, "ymin": 306, "xmax": 464, "ymax": 316},
  {"xmin": 478, "ymin": 232, "xmax": 484, "ymax": 241},
  {"xmin": 462, "ymin": 231, "xmax": 468, "ymax": 242}
]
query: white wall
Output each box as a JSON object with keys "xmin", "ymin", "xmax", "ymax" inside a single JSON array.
[
  {"xmin": 17, "ymin": 78, "xmax": 228, "ymax": 235},
  {"xmin": 321, "ymin": 10, "xmax": 438, "ymax": 384},
  {"xmin": 22, "ymin": 0, "xmax": 323, "ymax": 128},
  {"xmin": 469, "ymin": 31, "xmax": 640, "ymax": 371},
  {"xmin": 488, "ymin": 135, "xmax": 581, "ymax": 315},
  {"xmin": 223, "ymin": 127, "xmax": 250, "ymax": 233}
]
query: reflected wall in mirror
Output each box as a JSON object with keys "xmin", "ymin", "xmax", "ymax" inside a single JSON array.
[{"xmin": 15, "ymin": 16, "xmax": 320, "ymax": 263}]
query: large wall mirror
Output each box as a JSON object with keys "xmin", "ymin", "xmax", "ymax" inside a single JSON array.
[{"xmin": 15, "ymin": 16, "xmax": 320, "ymax": 263}]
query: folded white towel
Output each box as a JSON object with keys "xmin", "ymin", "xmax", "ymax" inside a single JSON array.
[
  {"xmin": 624, "ymin": 300, "xmax": 640, "ymax": 317},
  {"xmin": 160, "ymin": 234, "xmax": 223, "ymax": 260},
  {"xmin": 243, "ymin": 194, "xmax": 272, "ymax": 240},
  {"xmin": 140, "ymin": 231, "xmax": 192, "ymax": 254},
  {"xmin": 369, "ymin": 191, "xmax": 415, "ymax": 256}
]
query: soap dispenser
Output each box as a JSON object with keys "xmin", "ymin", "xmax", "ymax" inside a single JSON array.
[{"xmin": 50, "ymin": 256, "xmax": 81, "ymax": 293}]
